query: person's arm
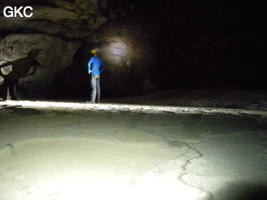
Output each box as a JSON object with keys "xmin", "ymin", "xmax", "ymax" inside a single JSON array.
[{"xmin": 88, "ymin": 59, "xmax": 93, "ymax": 74}]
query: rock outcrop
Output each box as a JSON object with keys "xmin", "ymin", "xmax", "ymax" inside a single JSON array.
[
  {"xmin": 0, "ymin": 0, "xmax": 141, "ymax": 99},
  {"xmin": 0, "ymin": 34, "xmax": 81, "ymax": 98}
]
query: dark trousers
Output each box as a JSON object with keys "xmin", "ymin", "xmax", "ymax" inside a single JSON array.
[
  {"xmin": 2, "ymin": 79, "xmax": 17, "ymax": 100},
  {"xmin": 90, "ymin": 75, "xmax": 100, "ymax": 103}
]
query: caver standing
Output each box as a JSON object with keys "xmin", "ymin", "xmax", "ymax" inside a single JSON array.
[{"xmin": 87, "ymin": 49, "xmax": 105, "ymax": 103}]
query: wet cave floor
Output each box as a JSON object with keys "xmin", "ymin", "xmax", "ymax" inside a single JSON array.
[{"xmin": 0, "ymin": 107, "xmax": 266, "ymax": 200}]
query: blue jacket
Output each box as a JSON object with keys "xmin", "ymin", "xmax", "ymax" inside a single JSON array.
[{"xmin": 88, "ymin": 56, "xmax": 105, "ymax": 75}]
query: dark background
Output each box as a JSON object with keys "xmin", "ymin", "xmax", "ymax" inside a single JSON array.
[{"xmin": 130, "ymin": 0, "xmax": 267, "ymax": 89}]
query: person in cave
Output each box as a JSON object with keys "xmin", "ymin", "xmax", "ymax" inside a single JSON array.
[
  {"xmin": 87, "ymin": 48, "xmax": 105, "ymax": 103},
  {"xmin": 0, "ymin": 49, "xmax": 41, "ymax": 100}
]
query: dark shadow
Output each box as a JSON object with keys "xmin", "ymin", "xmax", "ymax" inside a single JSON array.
[
  {"xmin": 216, "ymin": 182, "xmax": 267, "ymax": 200},
  {"xmin": 0, "ymin": 49, "xmax": 42, "ymax": 100}
]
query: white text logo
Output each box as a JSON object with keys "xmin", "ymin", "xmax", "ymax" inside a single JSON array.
[{"xmin": 3, "ymin": 6, "xmax": 33, "ymax": 18}]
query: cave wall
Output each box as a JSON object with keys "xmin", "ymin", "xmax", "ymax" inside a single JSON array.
[
  {"xmin": 0, "ymin": 0, "xmax": 266, "ymax": 100},
  {"xmin": 47, "ymin": 20, "xmax": 157, "ymax": 99},
  {"xmin": 0, "ymin": 0, "xmax": 142, "ymax": 99},
  {"xmin": 96, "ymin": 20, "xmax": 157, "ymax": 97},
  {"xmin": 0, "ymin": 34, "xmax": 81, "ymax": 98},
  {"xmin": 0, "ymin": 0, "xmax": 110, "ymax": 99}
]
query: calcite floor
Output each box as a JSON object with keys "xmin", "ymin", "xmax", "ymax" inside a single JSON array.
[{"xmin": 0, "ymin": 107, "xmax": 266, "ymax": 200}]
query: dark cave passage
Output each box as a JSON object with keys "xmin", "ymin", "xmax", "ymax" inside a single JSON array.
[
  {"xmin": 0, "ymin": 2, "xmax": 267, "ymax": 200},
  {"xmin": 0, "ymin": 0, "xmax": 266, "ymax": 101}
]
